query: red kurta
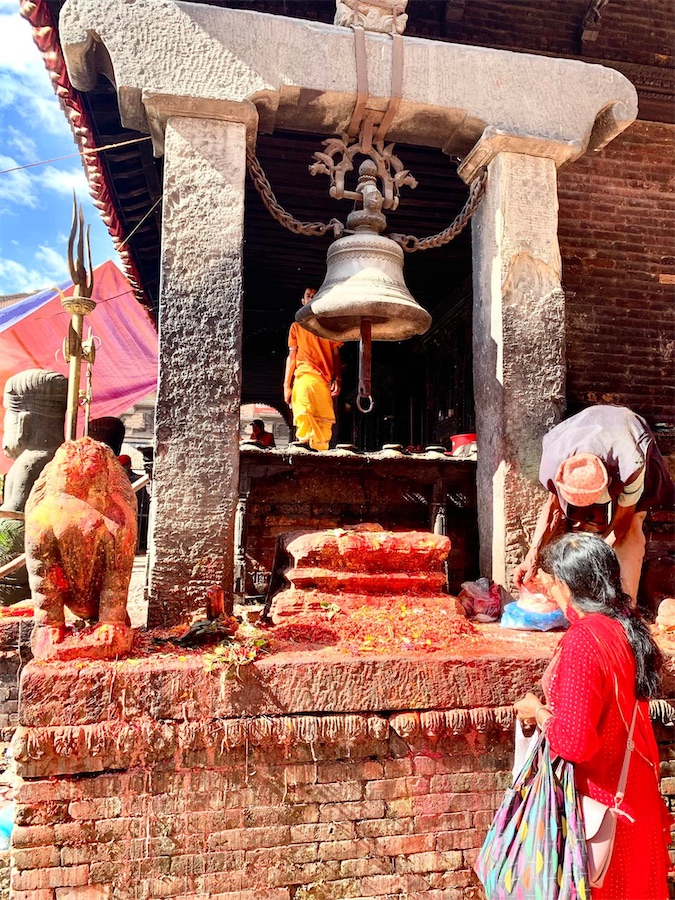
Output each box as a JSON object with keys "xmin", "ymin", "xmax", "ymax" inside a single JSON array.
[{"xmin": 542, "ymin": 610, "xmax": 672, "ymax": 899}]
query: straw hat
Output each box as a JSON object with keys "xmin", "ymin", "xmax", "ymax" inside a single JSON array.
[{"xmin": 554, "ymin": 453, "xmax": 609, "ymax": 507}]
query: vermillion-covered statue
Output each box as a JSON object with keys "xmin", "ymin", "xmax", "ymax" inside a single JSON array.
[
  {"xmin": 25, "ymin": 436, "xmax": 137, "ymax": 660},
  {"xmin": 0, "ymin": 369, "xmax": 68, "ymax": 605}
]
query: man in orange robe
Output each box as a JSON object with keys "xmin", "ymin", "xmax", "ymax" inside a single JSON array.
[{"xmin": 283, "ymin": 288, "xmax": 342, "ymax": 451}]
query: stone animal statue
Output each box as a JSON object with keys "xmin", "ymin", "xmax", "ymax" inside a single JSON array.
[
  {"xmin": 25, "ymin": 436, "xmax": 138, "ymax": 660},
  {"xmin": 0, "ymin": 369, "xmax": 67, "ymax": 606}
]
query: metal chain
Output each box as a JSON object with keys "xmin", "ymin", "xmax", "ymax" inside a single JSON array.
[
  {"xmin": 246, "ymin": 148, "xmax": 487, "ymax": 251},
  {"xmin": 246, "ymin": 149, "xmax": 344, "ymax": 239},
  {"xmin": 389, "ymin": 167, "xmax": 488, "ymax": 252}
]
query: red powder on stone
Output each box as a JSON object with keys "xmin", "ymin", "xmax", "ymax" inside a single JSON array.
[
  {"xmin": 271, "ymin": 622, "xmax": 340, "ymax": 645},
  {"xmin": 337, "ymin": 599, "xmax": 475, "ymax": 654},
  {"xmin": 269, "ymin": 598, "xmax": 475, "ymax": 655}
]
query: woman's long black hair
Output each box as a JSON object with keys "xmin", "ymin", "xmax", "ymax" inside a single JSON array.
[{"xmin": 543, "ymin": 532, "xmax": 662, "ymax": 699}]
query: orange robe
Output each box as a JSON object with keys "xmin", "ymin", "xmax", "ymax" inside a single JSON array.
[{"xmin": 288, "ymin": 323, "xmax": 340, "ymax": 451}]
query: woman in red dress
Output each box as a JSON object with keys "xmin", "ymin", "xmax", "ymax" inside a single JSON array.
[{"xmin": 514, "ymin": 533, "xmax": 672, "ymax": 899}]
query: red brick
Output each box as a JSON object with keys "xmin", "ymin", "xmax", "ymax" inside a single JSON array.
[
  {"xmin": 286, "ymin": 781, "xmax": 362, "ymax": 803},
  {"xmin": 12, "ymin": 845, "xmax": 60, "ymax": 870},
  {"xmin": 210, "ymin": 893, "xmax": 288, "ymax": 900},
  {"xmin": 11, "ymin": 891, "xmax": 55, "ymax": 900},
  {"xmin": 374, "ymin": 832, "xmax": 435, "ymax": 857},
  {"xmin": 290, "ymin": 821, "xmax": 354, "ymax": 843},
  {"xmin": 207, "ymin": 825, "xmax": 290, "ymax": 852},
  {"xmin": 415, "ymin": 812, "xmax": 473, "ymax": 833},
  {"xmin": 317, "ymin": 838, "xmax": 374, "ymax": 861},
  {"xmin": 15, "ymin": 802, "xmax": 70, "ymax": 826},
  {"xmin": 11, "ymin": 824, "xmax": 56, "ymax": 849},
  {"xmin": 55, "ymin": 888, "xmax": 112, "ymax": 900},
  {"xmin": 395, "ymin": 850, "xmax": 463, "ymax": 874},
  {"xmin": 356, "ymin": 816, "xmax": 414, "ymax": 838},
  {"xmin": 12, "ymin": 865, "xmax": 89, "ymax": 891},
  {"xmin": 243, "ymin": 804, "xmax": 318, "ymax": 827},
  {"xmin": 365, "ymin": 775, "xmax": 430, "ymax": 800},
  {"xmin": 436, "ymin": 829, "xmax": 481, "ymax": 851},
  {"xmin": 318, "ymin": 800, "xmax": 385, "ymax": 822},
  {"xmin": 68, "ymin": 797, "xmax": 122, "ymax": 820},
  {"xmin": 339, "ymin": 856, "xmax": 394, "ymax": 878},
  {"xmin": 383, "ymin": 758, "xmax": 414, "ymax": 777}
]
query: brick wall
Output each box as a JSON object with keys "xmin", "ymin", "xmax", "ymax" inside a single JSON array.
[
  {"xmin": 9, "ymin": 645, "xmax": 675, "ymax": 899},
  {"xmin": 558, "ymin": 120, "xmax": 675, "ymax": 428},
  {"xmin": 10, "ymin": 724, "xmax": 511, "ymax": 899},
  {"xmin": 9, "ymin": 710, "xmax": 675, "ymax": 900}
]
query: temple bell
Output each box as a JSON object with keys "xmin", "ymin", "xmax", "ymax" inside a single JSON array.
[{"xmin": 296, "ymin": 160, "xmax": 431, "ymax": 410}]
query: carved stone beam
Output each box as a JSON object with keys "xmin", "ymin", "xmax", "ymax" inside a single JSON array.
[{"xmin": 59, "ymin": 0, "xmax": 637, "ymax": 161}]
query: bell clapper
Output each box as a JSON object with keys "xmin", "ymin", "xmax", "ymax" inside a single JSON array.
[{"xmin": 357, "ymin": 318, "xmax": 374, "ymax": 414}]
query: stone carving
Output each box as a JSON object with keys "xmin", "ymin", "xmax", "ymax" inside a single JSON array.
[
  {"xmin": 24, "ymin": 436, "xmax": 138, "ymax": 660},
  {"xmin": 334, "ymin": 0, "xmax": 408, "ymax": 34},
  {"xmin": 268, "ymin": 524, "xmax": 460, "ymax": 624},
  {"xmin": 0, "ymin": 369, "xmax": 67, "ymax": 606}
]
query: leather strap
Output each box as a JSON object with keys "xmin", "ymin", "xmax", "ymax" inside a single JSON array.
[
  {"xmin": 348, "ymin": 24, "xmax": 369, "ymax": 139},
  {"xmin": 614, "ymin": 695, "xmax": 638, "ymax": 806}
]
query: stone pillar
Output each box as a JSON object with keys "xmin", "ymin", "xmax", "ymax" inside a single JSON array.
[
  {"xmin": 469, "ymin": 151, "xmax": 566, "ymax": 587},
  {"xmin": 148, "ymin": 117, "xmax": 246, "ymax": 627}
]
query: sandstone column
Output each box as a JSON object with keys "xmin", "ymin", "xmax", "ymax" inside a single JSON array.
[
  {"xmin": 147, "ymin": 117, "xmax": 246, "ymax": 627},
  {"xmin": 468, "ymin": 151, "xmax": 566, "ymax": 587}
]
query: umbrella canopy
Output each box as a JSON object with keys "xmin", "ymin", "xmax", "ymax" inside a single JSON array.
[{"xmin": 0, "ymin": 259, "xmax": 157, "ymax": 474}]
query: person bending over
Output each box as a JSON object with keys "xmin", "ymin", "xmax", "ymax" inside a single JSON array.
[{"xmin": 514, "ymin": 405, "xmax": 673, "ymax": 602}]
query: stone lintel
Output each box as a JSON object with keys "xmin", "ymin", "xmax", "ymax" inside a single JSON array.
[
  {"xmin": 18, "ymin": 632, "xmax": 561, "ymax": 730},
  {"xmin": 458, "ymin": 99, "xmax": 637, "ymax": 183},
  {"xmin": 59, "ymin": 0, "xmax": 638, "ymax": 159}
]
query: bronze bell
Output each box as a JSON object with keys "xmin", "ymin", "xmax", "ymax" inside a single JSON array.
[
  {"xmin": 296, "ymin": 161, "xmax": 430, "ymax": 342},
  {"xmin": 297, "ymin": 160, "xmax": 431, "ymax": 412}
]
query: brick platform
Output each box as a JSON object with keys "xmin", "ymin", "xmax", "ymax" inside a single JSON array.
[{"xmin": 9, "ymin": 630, "xmax": 675, "ymax": 899}]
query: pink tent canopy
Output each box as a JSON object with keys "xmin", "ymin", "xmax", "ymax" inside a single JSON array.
[{"xmin": 0, "ymin": 259, "xmax": 158, "ymax": 474}]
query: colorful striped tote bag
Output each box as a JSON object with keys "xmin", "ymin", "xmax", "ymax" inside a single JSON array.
[{"xmin": 475, "ymin": 730, "xmax": 590, "ymax": 899}]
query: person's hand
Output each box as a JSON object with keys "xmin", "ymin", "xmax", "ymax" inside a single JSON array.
[
  {"xmin": 513, "ymin": 692, "xmax": 544, "ymax": 725},
  {"xmin": 284, "ymin": 385, "xmax": 292, "ymax": 406},
  {"xmin": 513, "ymin": 553, "xmax": 536, "ymax": 590},
  {"xmin": 330, "ymin": 378, "xmax": 341, "ymax": 397}
]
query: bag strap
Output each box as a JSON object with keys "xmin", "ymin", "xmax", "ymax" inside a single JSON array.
[{"xmin": 614, "ymin": 692, "xmax": 639, "ymax": 808}]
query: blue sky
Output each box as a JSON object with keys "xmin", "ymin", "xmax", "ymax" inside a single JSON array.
[{"xmin": 0, "ymin": 1, "xmax": 118, "ymax": 296}]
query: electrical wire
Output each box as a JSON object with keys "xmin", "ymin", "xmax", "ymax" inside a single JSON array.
[{"xmin": 0, "ymin": 136, "xmax": 152, "ymax": 176}]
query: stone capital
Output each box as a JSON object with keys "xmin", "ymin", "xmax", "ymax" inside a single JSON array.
[
  {"xmin": 139, "ymin": 93, "xmax": 259, "ymax": 156},
  {"xmin": 59, "ymin": 0, "xmax": 637, "ymax": 159},
  {"xmin": 457, "ymin": 100, "xmax": 636, "ymax": 183}
]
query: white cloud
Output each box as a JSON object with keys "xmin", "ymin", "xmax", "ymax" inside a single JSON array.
[
  {"xmin": 0, "ymin": 11, "xmax": 71, "ymax": 136},
  {"xmin": 0, "ymin": 243, "xmax": 70, "ymax": 295},
  {"xmin": 0, "ymin": 154, "xmax": 38, "ymax": 208},
  {"xmin": 35, "ymin": 244, "xmax": 70, "ymax": 280},
  {"xmin": 0, "ymin": 257, "xmax": 48, "ymax": 295},
  {"xmin": 6, "ymin": 126, "xmax": 37, "ymax": 162},
  {"xmin": 39, "ymin": 165, "xmax": 90, "ymax": 199}
]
